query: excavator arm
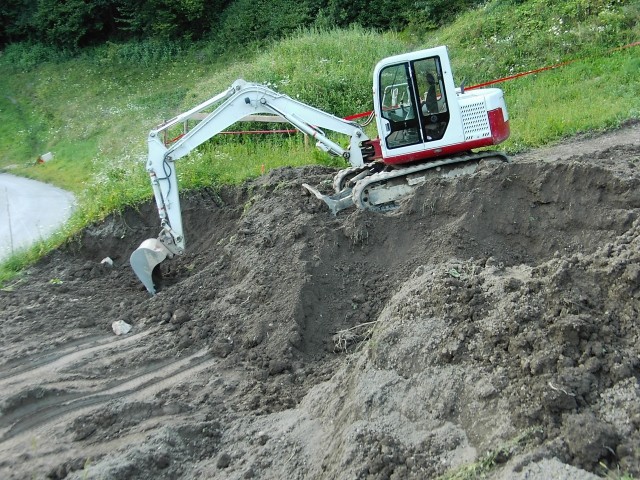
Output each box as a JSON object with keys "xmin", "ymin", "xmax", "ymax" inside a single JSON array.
[{"xmin": 130, "ymin": 79, "xmax": 370, "ymax": 294}]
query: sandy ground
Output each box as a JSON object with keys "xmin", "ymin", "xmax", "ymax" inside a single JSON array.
[
  {"xmin": 0, "ymin": 121, "xmax": 639, "ymax": 479},
  {"xmin": 0, "ymin": 173, "xmax": 76, "ymax": 261}
]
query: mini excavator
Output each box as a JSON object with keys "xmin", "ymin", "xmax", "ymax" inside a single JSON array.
[{"xmin": 130, "ymin": 46, "xmax": 510, "ymax": 294}]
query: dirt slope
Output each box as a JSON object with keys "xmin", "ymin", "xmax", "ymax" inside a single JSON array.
[{"xmin": 0, "ymin": 122, "xmax": 639, "ymax": 479}]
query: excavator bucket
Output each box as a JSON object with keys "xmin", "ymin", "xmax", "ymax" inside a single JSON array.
[{"xmin": 130, "ymin": 238, "xmax": 171, "ymax": 295}]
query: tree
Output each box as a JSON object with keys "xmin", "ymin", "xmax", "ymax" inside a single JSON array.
[
  {"xmin": 116, "ymin": 0, "xmax": 230, "ymax": 41},
  {"xmin": 325, "ymin": 0, "xmax": 413, "ymax": 30},
  {"xmin": 32, "ymin": 0, "xmax": 119, "ymax": 48},
  {"xmin": 0, "ymin": 0, "xmax": 38, "ymax": 46}
]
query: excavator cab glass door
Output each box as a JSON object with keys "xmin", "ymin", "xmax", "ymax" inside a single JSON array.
[
  {"xmin": 379, "ymin": 63, "xmax": 421, "ymax": 149},
  {"xmin": 378, "ymin": 55, "xmax": 450, "ymax": 150},
  {"xmin": 414, "ymin": 57, "xmax": 449, "ymax": 142}
]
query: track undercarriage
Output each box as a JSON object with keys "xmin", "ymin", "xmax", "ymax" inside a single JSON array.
[{"xmin": 303, "ymin": 151, "xmax": 508, "ymax": 215}]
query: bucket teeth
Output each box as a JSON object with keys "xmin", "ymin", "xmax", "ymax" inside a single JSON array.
[
  {"xmin": 130, "ymin": 238, "xmax": 170, "ymax": 294},
  {"xmin": 302, "ymin": 183, "xmax": 355, "ymax": 215}
]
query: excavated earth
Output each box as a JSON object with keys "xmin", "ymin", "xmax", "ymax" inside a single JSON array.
[{"xmin": 1, "ymin": 121, "xmax": 639, "ymax": 480}]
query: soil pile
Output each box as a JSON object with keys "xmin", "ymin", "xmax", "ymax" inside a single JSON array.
[{"xmin": 0, "ymin": 123, "xmax": 639, "ymax": 479}]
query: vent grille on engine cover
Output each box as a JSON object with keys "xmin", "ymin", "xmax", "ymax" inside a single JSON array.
[{"xmin": 460, "ymin": 100, "xmax": 491, "ymax": 140}]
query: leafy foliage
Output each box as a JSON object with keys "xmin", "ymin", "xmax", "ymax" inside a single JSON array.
[
  {"xmin": 116, "ymin": 0, "xmax": 229, "ymax": 42},
  {"xmin": 0, "ymin": 0, "xmax": 486, "ymax": 49},
  {"xmin": 212, "ymin": 0, "xmax": 317, "ymax": 50},
  {"xmin": 323, "ymin": 0, "xmax": 413, "ymax": 30},
  {"xmin": 0, "ymin": 0, "xmax": 38, "ymax": 45},
  {"xmin": 34, "ymin": 0, "xmax": 119, "ymax": 48},
  {"xmin": 412, "ymin": 0, "xmax": 484, "ymax": 29}
]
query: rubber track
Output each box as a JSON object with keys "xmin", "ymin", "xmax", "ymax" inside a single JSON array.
[{"xmin": 352, "ymin": 152, "xmax": 508, "ymax": 211}]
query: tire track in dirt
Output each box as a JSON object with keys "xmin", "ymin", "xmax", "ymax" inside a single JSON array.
[
  {"xmin": 0, "ymin": 347, "xmax": 216, "ymax": 444},
  {"xmin": 0, "ymin": 329, "xmax": 157, "ymax": 385}
]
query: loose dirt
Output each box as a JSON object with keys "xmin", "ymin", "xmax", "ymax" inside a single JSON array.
[{"xmin": 1, "ymin": 121, "xmax": 639, "ymax": 480}]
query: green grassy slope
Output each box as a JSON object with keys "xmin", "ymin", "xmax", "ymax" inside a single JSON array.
[{"xmin": 0, "ymin": 0, "xmax": 638, "ymax": 279}]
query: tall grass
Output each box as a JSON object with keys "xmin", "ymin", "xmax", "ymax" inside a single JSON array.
[
  {"xmin": 192, "ymin": 27, "xmax": 410, "ymax": 116},
  {"xmin": 0, "ymin": 43, "xmax": 210, "ymax": 191},
  {"xmin": 430, "ymin": 0, "xmax": 640, "ymax": 81},
  {"xmin": 178, "ymin": 135, "xmax": 342, "ymax": 186},
  {"xmin": 417, "ymin": 0, "xmax": 640, "ymax": 149},
  {"xmin": 503, "ymin": 49, "xmax": 640, "ymax": 150}
]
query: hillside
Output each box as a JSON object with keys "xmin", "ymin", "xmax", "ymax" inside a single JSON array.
[
  {"xmin": 1, "ymin": 0, "xmax": 638, "ymax": 200},
  {"xmin": 1, "ymin": 0, "xmax": 639, "ymax": 478},
  {"xmin": 0, "ymin": 122, "xmax": 638, "ymax": 479}
]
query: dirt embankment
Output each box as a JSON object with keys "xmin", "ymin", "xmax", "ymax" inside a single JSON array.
[{"xmin": 0, "ymin": 122, "xmax": 639, "ymax": 480}]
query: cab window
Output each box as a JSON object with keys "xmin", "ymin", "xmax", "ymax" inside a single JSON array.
[
  {"xmin": 379, "ymin": 63, "xmax": 421, "ymax": 149},
  {"xmin": 378, "ymin": 56, "xmax": 450, "ymax": 149},
  {"xmin": 413, "ymin": 57, "xmax": 449, "ymax": 141}
]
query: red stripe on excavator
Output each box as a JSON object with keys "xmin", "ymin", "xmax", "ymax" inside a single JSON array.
[
  {"xmin": 488, "ymin": 108, "xmax": 510, "ymax": 143},
  {"xmin": 381, "ymin": 108, "xmax": 509, "ymax": 166}
]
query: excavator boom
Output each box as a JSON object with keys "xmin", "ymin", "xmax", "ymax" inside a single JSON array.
[
  {"xmin": 130, "ymin": 47, "xmax": 509, "ymax": 294},
  {"xmin": 131, "ymin": 79, "xmax": 371, "ymax": 294}
]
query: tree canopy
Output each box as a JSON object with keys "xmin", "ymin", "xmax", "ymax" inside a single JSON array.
[{"xmin": 0, "ymin": 0, "xmax": 483, "ymax": 49}]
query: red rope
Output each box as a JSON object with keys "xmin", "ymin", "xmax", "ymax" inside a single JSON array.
[
  {"xmin": 218, "ymin": 129, "xmax": 298, "ymax": 135},
  {"xmin": 163, "ymin": 41, "xmax": 638, "ymax": 145},
  {"xmin": 344, "ymin": 111, "xmax": 373, "ymax": 121},
  {"xmin": 466, "ymin": 61, "xmax": 573, "ymax": 90},
  {"xmin": 466, "ymin": 40, "xmax": 640, "ymax": 90},
  {"xmin": 166, "ymin": 133, "xmax": 185, "ymax": 144},
  {"xmin": 165, "ymin": 129, "xmax": 298, "ymax": 145},
  {"xmin": 344, "ymin": 40, "xmax": 640, "ymax": 115}
]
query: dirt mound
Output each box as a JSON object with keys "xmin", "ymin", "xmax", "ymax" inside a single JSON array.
[{"xmin": 0, "ymin": 123, "xmax": 639, "ymax": 479}]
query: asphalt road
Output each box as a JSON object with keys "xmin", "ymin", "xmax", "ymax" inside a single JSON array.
[{"xmin": 0, "ymin": 174, "xmax": 76, "ymax": 261}]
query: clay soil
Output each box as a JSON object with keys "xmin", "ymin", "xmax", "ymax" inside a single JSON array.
[{"xmin": 1, "ymin": 122, "xmax": 639, "ymax": 480}]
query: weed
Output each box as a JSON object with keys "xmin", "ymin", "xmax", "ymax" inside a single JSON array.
[
  {"xmin": 333, "ymin": 320, "xmax": 379, "ymax": 352},
  {"xmin": 438, "ymin": 427, "xmax": 543, "ymax": 479},
  {"xmin": 242, "ymin": 196, "xmax": 259, "ymax": 216},
  {"xmin": 600, "ymin": 461, "xmax": 637, "ymax": 480},
  {"xmin": 82, "ymin": 457, "xmax": 92, "ymax": 479}
]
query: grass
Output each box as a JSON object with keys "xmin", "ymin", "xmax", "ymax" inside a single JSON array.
[
  {"xmin": 0, "ymin": 0, "xmax": 639, "ymax": 284},
  {"xmin": 0, "ymin": 232, "xmax": 72, "ymax": 286},
  {"xmin": 437, "ymin": 427, "xmax": 542, "ymax": 480},
  {"xmin": 178, "ymin": 136, "xmax": 339, "ymax": 186},
  {"xmin": 502, "ymin": 47, "xmax": 640, "ymax": 151}
]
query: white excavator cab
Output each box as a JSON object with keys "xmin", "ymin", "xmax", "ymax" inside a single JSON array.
[
  {"xmin": 375, "ymin": 47, "xmax": 456, "ymax": 152},
  {"xmin": 372, "ymin": 46, "xmax": 509, "ymax": 166}
]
